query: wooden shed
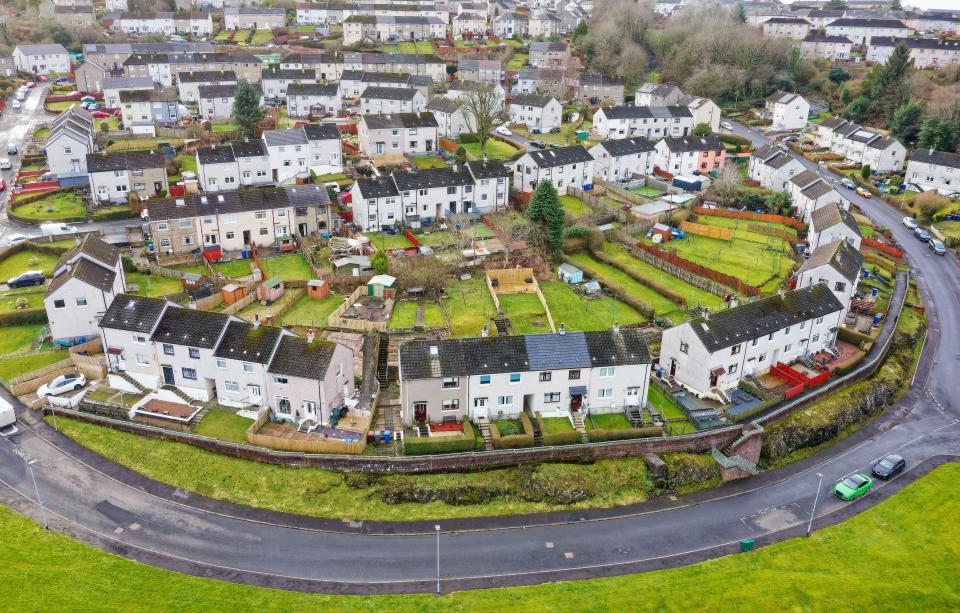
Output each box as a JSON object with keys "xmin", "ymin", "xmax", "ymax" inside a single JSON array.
[
  {"xmin": 181, "ymin": 271, "xmax": 207, "ymax": 291},
  {"xmin": 306, "ymin": 279, "xmax": 329, "ymax": 299},
  {"xmin": 256, "ymin": 276, "xmax": 285, "ymax": 303},
  {"xmin": 221, "ymin": 283, "xmax": 247, "ymax": 305},
  {"xmin": 650, "ymin": 223, "xmax": 673, "ymax": 243},
  {"xmin": 367, "ymin": 274, "xmax": 397, "ymax": 299}
]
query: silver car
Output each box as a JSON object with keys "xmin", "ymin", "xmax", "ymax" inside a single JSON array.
[
  {"xmin": 902, "ymin": 217, "xmax": 918, "ymax": 230},
  {"xmin": 37, "ymin": 373, "xmax": 87, "ymax": 397},
  {"xmin": 929, "ymin": 239, "xmax": 946, "ymax": 255}
]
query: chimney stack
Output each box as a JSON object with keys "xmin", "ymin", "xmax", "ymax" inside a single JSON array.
[
  {"xmin": 307, "ymin": 328, "xmax": 316, "ymax": 343},
  {"xmin": 253, "ymin": 313, "xmax": 260, "ymax": 328}
]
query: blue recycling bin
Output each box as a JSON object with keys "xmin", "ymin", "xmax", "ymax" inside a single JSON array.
[
  {"xmin": 871, "ymin": 287, "xmax": 878, "ymax": 297},
  {"xmin": 383, "ymin": 430, "xmax": 392, "ymax": 443}
]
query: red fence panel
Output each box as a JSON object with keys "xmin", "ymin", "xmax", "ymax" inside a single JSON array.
[
  {"xmin": 692, "ymin": 207, "xmax": 805, "ymax": 230},
  {"xmin": 861, "ymin": 238, "xmax": 904, "ymax": 259},
  {"xmin": 403, "ymin": 230, "xmax": 422, "ymax": 248}
]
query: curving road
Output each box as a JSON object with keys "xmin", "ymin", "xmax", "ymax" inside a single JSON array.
[{"xmin": 0, "ymin": 121, "xmax": 959, "ymax": 595}]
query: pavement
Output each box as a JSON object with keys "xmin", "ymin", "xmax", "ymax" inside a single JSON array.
[{"xmin": 0, "ymin": 120, "xmax": 958, "ymax": 595}]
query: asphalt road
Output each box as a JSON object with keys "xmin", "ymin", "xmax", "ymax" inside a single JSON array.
[{"xmin": 0, "ymin": 120, "xmax": 958, "ymax": 594}]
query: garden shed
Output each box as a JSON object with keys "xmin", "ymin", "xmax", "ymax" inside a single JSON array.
[
  {"xmin": 650, "ymin": 223, "xmax": 673, "ymax": 243},
  {"xmin": 221, "ymin": 283, "xmax": 247, "ymax": 305},
  {"xmin": 181, "ymin": 271, "xmax": 207, "ymax": 291},
  {"xmin": 367, "ymin": 274, "xmax": 397, "ymax": 299},
  {"xmin": 256, "ymin": 276, "xmax": 285, "ymax": 303},
  {"xmin": 558, "ymin": 263, "xmax": 583, "ymax": 285},
  {"xmin": 306, "ymin": 279, "xmax": 329, "ymax": 299}
]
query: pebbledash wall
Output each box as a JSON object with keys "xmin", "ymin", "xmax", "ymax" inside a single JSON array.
[{"xmin": 41, "ymin": 272, "xmax": 910, "ymax": 474}]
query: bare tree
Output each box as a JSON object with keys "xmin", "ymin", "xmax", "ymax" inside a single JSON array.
[
  {"xmin": 711, "ymin": 164, "xmax": 742, "ymax": 207},
  {"xmin": 461, "ymin": 82, "xmax": 503, "ymax": 158}
]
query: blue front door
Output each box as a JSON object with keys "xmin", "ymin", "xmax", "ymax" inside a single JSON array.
[{"xmin": 162, "ymin": 365, "xmax": 175, "ymax": 386}]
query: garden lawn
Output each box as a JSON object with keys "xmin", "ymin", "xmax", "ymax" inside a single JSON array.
[
  {"xmin": 0, "ymin": 287, "xmax": 45, "ymax": 312},
  {"xmin": 587, "ymin": 412, "xmax": 633, "ymax": 430},
  {"xmin": 211, "ymin": 123, "xmax": 236, "ymax": 133},
  {"xmin": 179, "ymin": 155, "xmax": 198, "ymax": 175},
  {"xmin": 541, "ymin": 416, "xmax": 574, "ymax": 434},
  {"xmin": 280, "ymin": 294, "xmax": 344, "ymax": 328},
  {"xmin": 194, "ymin": 410, "xmax": 253, "ymax": 444},
  {"xmin": 389, "ymin": 300, "xmax": 418, "ymax": 329},
  {"xmin": 415, "ymin": 229, "xmax": 455, "ymax": 248},
  {"xmin": 237, "ymin": 289, "xmax": 301, "ymax": 323},
  {"xmin": 559, "ymin": 194, "xmax": 590, "ymax": 218},
  {"xmin": 541, "ymin": 281, "xmax": 645, "ymax": 331},
  {"xmin": 648, "ymin": 384, "xmax": 688, "ymax": 420},
  {"xmin": 0, "ymin": 350, "xmax": 67, "ymax": 382},
  {"xmin": 93, "ymin": 117, "xmax": 120, "ymax": 132},
  {"xmin": 0, "ymin": 250, "xmax": 61, "ymax": 279},
  {"xmin": 514, "ymin": 124, "xmax": 584, "ymax": 147},
  {"xmin": 0, "ymin": 324, "xmax": 46, "ymax": 355},
  {"xmin": 12, "ymin": 192, "xmax": 86, "ymax": 222},
  {"xmin": 600, "ymin": 243, "xmax": 726, "ymax": 310},
  {"xmin": 33, "ymin": 127, "xmax": 51, "ymax": 138},
  {"xmin": 250, "ymin": 30, "xmax": 273, "ymax": 45},
  {"xmin": 6, "ymin": 459, "xmax": 960, "ymax": 610},
  {"xmin": 506, "ymin": 53, "xmax": 528, "ymax": 70},
  {"xmin": 367, "ymin": 232, "xmax": 412, "ymax": 251},
  {"xmin": 261, "ymin": 254, "xmax": 313, "ymax": 281},
  {"xmin": 461, "ymin": 139, "xmax": 520, "ymax": 160},
  {"xmin": 411, "ymin": 156, "xmax": 447, "ymax": 169},
  {"xmin": 567, "ymin": 252, "xmax": 687, "ymax": 322},
  {"xmin": 208, "ymin": 259, "xmax": 259, "ymax": 278},
  {"xmin": 499, "ymin": 292, "xmax": 550, "ymax": 334},
  {"xmin": 443, "ymin": 276, "xmax": 496, "ymax": 337},
  {"xmin": 631, "ymin": 186, "xmax": 664, "ymax": 197},
  {"xmin": 106, "ymin": 137, "xmax": 183, "ymax": 153},
  {"xmin": 124, "ymin": 273, "xmax": 183, "ymax": 298}
]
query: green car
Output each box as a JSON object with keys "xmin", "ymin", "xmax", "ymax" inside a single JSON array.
[{"xmin": 833, "ymin": 473, "xmax": 873, "ymax": 501}]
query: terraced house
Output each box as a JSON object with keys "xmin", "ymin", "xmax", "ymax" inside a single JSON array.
[
  {"xmin": 87, "ymin": 151, "xmax": 168, "ymax": 205},
  {"xmin": 508, "ymin": 94, "xmax": 563, "ymax": 133},
  {"xmin": 119, "ymin": 87, "xmax": 180, "ymax": 135},
  {"xmin": 281, "ymin": 51, "xmax": 446, "ymax": 82},
  {"xmin": 260, "ymin": 67, "xmax": 316, "ymax": 99},
  {"xmin": 653, "ymin": 136, "xmax": 725, "ymax": 176},
  {"xmin": 360, "ymin": 86, "xmax": 427, "ymax": 115},
  {"xmin": 398, "ymin": 329, "xmax": 652, "ymax": 426},
  {"xmin": 285, "ymin": 82, "xmax": 341, "ymax": 117},
  {"xmin": 867, "ymin": 37, "xmax": 960, "ymax": 68},
  {"xmin": 795, "ymin": 240, "xmax": 864, "ymax": 321},
  {"xmin": 512, "ymin": 145, "xmax": 595, "ymax": 193},
  {"xmin": 342, "ymin": 15, "xmax": 447, "ymax": 45},
  {"xmin": 591, "ymin": 105, "xmax": 694, "ymax": 141},
  {"xmin": 588, "ymin": 137, "xmax": 656, "ymax": 183},
  {"xmin": 814, "ymin": 117, "xmax": 906, "ymax": 173},
  {"xmin": 263, "ymin": 124, "xmax": 343, "ymax": 182},
  {"xmin": 748, "ymin": 143, "xmax": 806, "ymax": 192},
  {"xmin": 824, "ymin": 17, "xmax": 909, "ymax": 46},
  {"xmin": 787, "ymin": 169, "xmax": 845, "ymax": 223},
  {"xmin": 224, "ymin": 7, "xmax": 285, "ymax": 29},
  {"xmin": 358, "ymin": 112, "xmax": 439, "ymax": 161},
  {"xmin": 123, "ymin": 52, "xmax": 261, "ymax": 87},
  {"xmin": 905, "ymin": 149, "xmax": 960, "ymax": 197},
  {"xmin": 176, "ymin": 70, "xmax": 237, "ymax": 103}
]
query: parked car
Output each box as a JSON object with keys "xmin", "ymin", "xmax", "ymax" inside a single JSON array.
[
  {"xmin": 91, "ymin": 111, "xmax": 112, "ymax": 118},
  {"xmin": 0, "ymin": 178, "xmax": 5, "ymax": 192},
  {"xmin": 833, "ymin": 473, "xmax": 873, "ymax": 501},
  {"xmin": 54, "ymin": 76, "xmax": 70, "ymax": 85},
  {"xmin": 530, "ymin": 140, "xmax": 547, "ymax": 149},
  {"xmin": 25, "ymin": 81, "xmax": 36, "ymax": 89},
  {"xmin": 0, "ymin": 158, "xmax": 11, "ymax": 170},
  {"xmin": 855, "ymin": 186, "xmax": 872, "ymax": 198},
  {"xmin": 840, "ymin": 178, "xmax": 856, "ymax": 190},
  {"xmin": 37, "ymin": 373, "xmax": 87, "ymax": 398},
  {"xmin": 914, "ymin": 227, "xmax": 931, "ymax": 242},
  {"xmin": 6, "ymin": 233, "xmax": 30, "ymax": 246},
  {"xmin": 40, "ymin": 222, "xmax": 78, "ymax": 237},
  {"xmin": 719, "ymin": 121, "xmax": 734, "ymax": 131},
  {"xmin": 782, "ymin": 134, "xmax": 799, "ymax": 143},
  {"xmin": 872, "ymin": 454, "xmax": 905, "ymax": 480},
  {"xmin": 6, "ymin": 143, "xmax": 17, "ymax": 155},
  {"xmin": 11, "ymin": 100, "xmax": 21, "ymax": 112},
  {"xmin": 903, "ymin": 216, "xmax": 918, "ymax": 230},
  {"xmin": 929, "ymin": 239, "xmax": 947, "ymax": 255},
  {"xmin": 36, "ymin": 75, "xmax": 49, "ymax": 82},
  {"xmin": 7, "ymin": 270, "xmax": 45, "ymax": 288},
  {"xmin": 495, "ymin": 126, "xmax": 512, "ymax": 137}
]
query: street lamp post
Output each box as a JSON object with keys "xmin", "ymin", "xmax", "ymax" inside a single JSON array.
[
  {"xmin": 27, "ymin": 459, "xmax": 48, "ymax": 530},
  {"xmin": 435, "ymin": 525, "xmax": 441, "ymax": 596},
  {"xmin": 807, "ymin": 472, "xmax": 824, "ymax": 538}
]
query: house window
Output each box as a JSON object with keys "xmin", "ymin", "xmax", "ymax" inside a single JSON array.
[
  {"xmin": 163, "ymin": 344, "xmax": 174, "ymax": 355},
  {"xmin": 544, "ymin": 392, "xmax": 560, "ymax": 403},
  {"xmin": 259, "ymin": 227, "xmax": 269, "ymax": 236},
  {"xmin": 835, "ymin": 282, "xmax": 846, "ymax": 292},
  {"xmin": 597, "ymin": 388, "xmax": 613, "ymax": 399},
  {"xmin": 539, "ymin": 371, "xmax": 551, "ymax": 382},
  {"xmin": 182, "ymin": 367, "xmax": 197, "ymax": 380},
  {"xmin": 768, "ymin": 333, "xmax": 775, "ymax": 341},
  {"xmin": 509, "ymin": 373, "xmax": 521, "ymax": 383},
  {"xmin": 74, "ymin": 295, "xmax": 88, "ymax": 307},
  {"xmin": 136, "ymin": 353, "xmax": 150, "ymax": 365},
  {"xmin": 599, "ymin": 367, "xmax": 615, "ymax": 377},
  {"xmin": 134, "ymin": 334, "xmax": 147, "ymax": 344},
  {"xmin": 479, "ymin": 375, "xmax": 491, "ymax": 385},
  {"xmin": 225, "ymin": 380, "xmax": 240, "ymax": 392},
  {"xmin": 275, "ymin": 396, "xmax": 291, "ymax": 415},
  {"xmin": 157, "ymin": 222, "xmax": 169, "ymax": 230},
  {"xmin": 178, "ymin": 219, "xmax": 192, "ymax": 229},
  {"xmin": 216, "ymin": 359, "xmax": 227, "ymax": 369},
  {"xmin": 680, "ymin": 341, "xmax": 689, "ymax": 354},
  {"xmin": 225, "ymin": 232, "xmax": 235, "ymax": 240},
  {"xmin": 53, "ymin": 299, "xmax": 66, "ymax": 309},
  {"xmin": 497, "ymin": 395, "xmax": 513, "ymax": 406},
  {"xmin": 568, "ymin": 369, "xmax": 580, "ymax": 380},
  {"xmin": 441, "ymin": 377, "xmax": 459, "ymax": 388},
  {"xmin": 784, "ymin": 343, "xmax": 793, "ymax": 353},
  {"xmin": 188, "ymin": 347, "xmax": 200, "ymax": 359},
  {"xmin": 812, "ymin": 334, "xmax": 820, "ymax": 343},
  {"xmin": 242, "ymin": 362, "xmax": 253, "ymax": 373},
  {"xmin": 728, "ymin": 364, "xmax": 738, "ymax": 374},
  {"xmin": 815, "ymin": 316, "xmax": 824, "ymax": 325},
  {"xmin": 273, "ymin": 375, "xmax": 288, "ymax": 384},
  {"xmin": 441, "ymin": 399, "xmax": 459, "ymax": 411}
]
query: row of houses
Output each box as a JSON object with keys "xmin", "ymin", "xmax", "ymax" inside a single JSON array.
[
  {"xmin": 748, "ymin": 144, "xmax": 852, "ymax": 223},
  {"xmin": 814, "ymin": 117, "xmax": 907, "ymax": 173},
  {"xmin": 104, "ymin": 11, "xmax": 215, "ymax": 36},
  {"xmin": 762, "ymin": 16, "xmax": 911, "ymax": 44}
]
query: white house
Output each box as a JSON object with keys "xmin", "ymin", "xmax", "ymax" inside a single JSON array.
[
  {"xmin": 103, "ymin": 76, "xmax": 155, "ymax": 108},
  {"xmin": 508, "ymin": 94, "xmax": 563, "ymax": 133},
  {"xmin": 765, "ymin": 91, "xmax": 810, "ymax": 131},
  {"xmin": 825, "ymin": 17, "xmax": 909, "ymax": 46},
  {"xmin": 808, "ymin": 201, "xmax": 862, "ymax": 252},
  {"xmin": 197, "ymin": 83, "xmax": 242, "ymax": 120},
  {"xmin": 795, "ymin": 240, "xmax": 863, "ymax": 322},
  {"xmin": 512, "ymin": 145, "xmax": 595, "ymax": 193},
  {"xmin": 528, "ymin": 41, "xmax": 571, "ymax": 69},
  {"xmin": 399, "ymin": 329, "xmax": 651, "ymax": 426},
  {"xmin": 866, "ymin": 37, "xmax": 960, "ymax": 68},
  {"xmin": 445, "ymin": 80, "xmax": 506, "ymax": 110},
  {"xmin": 196, "ymin": 145, "xmax": 241, "ymax": 192},
  {"xmin": 633, "ymin": 83, "xmax": 682, "ymax": 107},
  {"xmin": 589, "ymin": 137, "xmax": 656, "ymax": 183},
  {"xmin": 285, "ymin": 82, "xmax": 340, "ymax": 118},
  {"xmin": 46, "ymin": 106, "xmax": 96, "ymax": 181},
  {"xmin": 679, "ymin": 95, "xmax": 722, "ymax": 133},
  {"xmin": 787, "ymin": 170, "xmax": 845, "ymax": 223},
  {"xmin": 260, "ymin": 67, "xmax": 315, "ymax": 99},
  {"xmin": 453, "ymin": 12, "xmax": 486, "ymax": 38},
  {"xmin": 905, "ymin": 149, "xmax": 960, "ymax": 197},
  {"xmin": 801, "ymin": 34, "xmax": 853, "ymax": 61},
  {"xmin": 44, "ymin": 236, "xmax": 126, "ymax": 345},
  {"xmin": 86, "ymin": 151, "xmax": 169, "ymax": 204},
  {"xmin": 761, "ymin": 17, "xmax": 811, "ymax": 39},
  {"xmin": 457, "ymin": 59, "xmax": 503, "ymax": 85},
  {"xmin": 814, "ymin": 117, "xmax": 906, "ymax": 173},
  {"xmin": 264, "ymin": 124, "xmax": 343, "ymax": 182},
  {"xmin": 493, "ymin": 11, "xmax": 528, "ymax": 38},
  {"xmin": 591, "ymin": 106, "xmax": 694, "ymax": 141},
  {"xmin": 342, "ymin": 14, "xmax": 446, "ymax": 45},
  {"xmin": 360, "ymin": 86, "xmax": 427, "ymax": 115},
  {"xmin": 358, "ymin": 112, "xmax": 439, "ymax": 160},
  {"xmin": 224, "ymin": 7, "xmax": 285, "ymax": 29},
  {"xmin": 748, "ymin": 144, "xmax": 807, "ymax": 192},
  {"xmin": 177, "ymin": 70, "xmax": 237, "ymax": 103},
  {"xmin": 425, "ymin": 97, "xmax": 470, "ymax": 139},
  {"xmin": 659, "ymin": 284, "xmax": 844, "ymax": 399},
  {"xmin": 350, "ymin": 175, "xmax": 401, "ymax": 232},
  {"xmin": 13, "ymin": 43, "xmax": 70, "ymax": 74}
]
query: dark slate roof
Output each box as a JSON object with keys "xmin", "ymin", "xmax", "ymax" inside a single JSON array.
[
  {"xmin": 286, "ymin": 82, "xmax": 339, "ymax": 96},
  {"xmin": 910, "ymin": 148, "xmax": 960, "ymax": 170},
  {"xmin": 145, "ymin": 185, "xmax": 330, "ymax": 221},
  {"xmin": 579, "ymin": 73, "xmax": 624, "ymax": 87},
  {"xmin": 765, "ymin": 17, "xmax": 810, "ymax": 24},
  {"xmin": 660, "ymin": 136, "xmax": 723, "ymax": 153},
  {"xmin": 86, "ymin": 151, "xmax": 165, "ymax": 173},
  {"xmin": 261, "ymin": 67, "xmax": 315, "ymax": 80},
  {"xmin": 599, "ymin": 105, "xmax": 692, "ymax": 120},
  {"xmin": 45, "ymin": 257, "xmax": 116, "ymax": 297},
  {"xmin": 100, "ymin": 294, "xmax": 167, "ymax": 333},
  {"xmin": 363, "ymin": 112, "xmax": 438, "ymax": 130},
  {"xmin": 425, "ymin": 97, "xmax": 463, "ymax": 114},
  {"xmin": 530, "ymin": 41, "xmax": 569, "ymax": 53},
  {"xmin": 197, "ymin": 144, "xmax": 235, "ymax": 165},
  {"xmin": 213, "ymin": 321, "xmax": 283, "ymax": 364},
  {"xmin": 803, "ymin": 34, "xmax": 852, "ymax": 43},
  {"xmin": 797, "ymin": 239, "xmax": 864, "ymax": 283},
  {"xmin": 392, "ymin": 167, "xmax": 472, "ymax": 192},
  {"xmin": 399, "ymin": 329, "xmax": 649, "ymax": 380},
  {"xmin": 688, "ymin": 284, "xmax": 844, "ymax": 353},
  {"xmin": 119, "ymin": 88, "xmax": 176, "ymax": 103},
  {"xmin": 525, "ymin": 145, "xmax": 594, "ymax": 169},
  {"xmin": 303, "ymin": 123, "xmax": 341, "ymax": 141},
  {"xmin": 802, "ymin": 180, "xmax": 835, "ymax": 200},
  {"xmin": 355, "ymin": 176, "xmax": 399, "ymax": 199},
  {"xmin": 753, "ymin": 144, "xmax": 796, "ymax": 169},
  {"xmin": 360, "ymin": 71, "xmax": 410, "ymax": 83},
  {"xmin": 178, "ymin": 70, "xmax": 237, "ymax": 83},
  {"xmin": 510, "ymin": 93, "xmax": 554, "ymax": 108},
  {"xmin": 61, "ymin": 234, "xmax": 120, "ymax": 268},
  {"xmin": 811, "ymin": 202, "xmax": 860, "ymax": 235},
  {"xmin": 596, "ymin": 137, "xmax": 655, "ymax": 157},
  {"xmin": 198, "ymin": 83, "xmax": 239, "ymax": 99},
  {"xmin": 268, "ymin": 335, "xmax": 337, "ymax": 380},
  {"xmin": 869, "ymin": 36, "xmax": 960, "ymax": 50},
  {"xmin": 152, "ymin": 308, "xmax": 229, "ymax": 349},
  {"xmin": 789, "ymin": 169, "xmax": 820, "ymax": 189},
  {"xmin": 231, "ymin": 139, "xmax": 268, "ymax": 157},
  {"xmin": 361, "ymin": 86, "xmax": 419, "ymax": 101},
  {"xmin": 467, "ymin": 159, "xmax": 509, "ymax": 180},
  {"xmin": 263, "ymin": 127, "xmax": 308, "ymax": 147},
  {"xmin": 828, "ymin": 17, "xmax": 907, "ymax": 27}
]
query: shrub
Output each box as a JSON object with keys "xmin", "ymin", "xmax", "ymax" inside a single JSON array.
[
  {"xmin": 498, "ymin": 421, "xmax": 520, "ymax": 436},
  {"xmin": 490, "ymin": 413, "xmax": 535, "ymax": 449},
  {"xmin": 838, "ymin": 327, "xmax": 875, "ymax": 349},
  {"xmin": 588, "ymin": 426, "xmax": 662, "ymax": 442},
  {"xmin": 0, "ymin": 308, "xmax": 48, "ymax": 326},
  {"xmin": 458, "ymin": 132, "xmax": 479, "ymax": 144},
  {"xmin": 663, "ymin": 452, "xmax": 721, "ymax": 490}
]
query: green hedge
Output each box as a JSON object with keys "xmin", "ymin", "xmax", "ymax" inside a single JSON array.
[
  {"xmin": 535, "ymin": 412, "xmax": 583, "ymax": 446},
  {"xmin": 93, "ymin": 207, "xmax": 137, "ymax": 221},
  {"xmin": 831, "ymin": 352, "xmax": 868, "ymax": 377},
  {"xmin": 491, "ymin": 412, "xmax": 535, "ymax": 449},
  {"xmin": 23, "ymin": 241, "xmax": 69, "ymax": 256},
  {"xmin": 0, "ymin": 308, "xmax": 48, "ymax": 326},
  {"xmin": 717, "ymin": 132, "xmax": 752, "ymax": 147},
  {"xmin": 728, "ymin": 396, "xmax": 780, "ymax": 423},
  {"xmin": 588, "ymin": 426, "xmax": 663, "ymax": 442},
  {"xmin": 838, "ymin": 327, "xmax": 875, "ymax": 349},
  {"xmin": 9, "ymin": 187, "xmax": 75, "ymax": 208},
  {"xmin": 403, "ymin": 421, "xmax": 478, "ymax": 455},
  {"xmin": 458, "ymin": 132, "xmax": 479, "ymax": 144}
]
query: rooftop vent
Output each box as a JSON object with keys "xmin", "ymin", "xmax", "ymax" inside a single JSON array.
[{"xmin": 429, "ymin": 345, "xmax": 438, "ymax": 356}]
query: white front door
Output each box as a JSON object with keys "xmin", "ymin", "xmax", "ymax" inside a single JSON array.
[{"xmin": 473, "ymin": 397, "xmax": 489, "ymax": 421}]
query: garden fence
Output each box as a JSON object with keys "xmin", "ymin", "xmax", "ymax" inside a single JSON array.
[
  {"xmin": 747, "ymin": 223, "xmax": 798, "ymax": 246},
  {"xmin": 631, "ymin": 241, "xmax": 761, "ymax": 297},
  {"xmin": 692, "ymin": 207, "xmax": 805, "ymax": 230}
]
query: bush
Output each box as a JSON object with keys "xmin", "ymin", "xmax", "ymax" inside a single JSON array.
[
  {"xmin": 838, "ymin": 327, "xmax": 875, "ymax": 349},
  {"xmin": 403, "ymin": 421, "xmax": 478, "ymax": 455},
  {"xmin": 588, "ymin": 426, "xmax": 663, "ymax": 442},
  {"xmin": 498, "ymin": 421, "xmax": 520, "ymax": 436},
  {"xmin": 716, "ymin": 132, "xmax": 752, "ymax": 147},
  {"xmin": 93, "ymin": 207, "xmax": 137, "ymax": 221},
  {"xmin": 458, "ymin": 132, "xmax": 479, "ymax": 144},
  {"xmin": 663, "ymin": 452, "xmax": 721, "ymax": 490},
  {"xmin": 0, "ymin": 308, "xmax": 48, "ymax": 326},
  {"xmin": 490, "ymin": 413, "xmax": 535, "ymax": 449}
]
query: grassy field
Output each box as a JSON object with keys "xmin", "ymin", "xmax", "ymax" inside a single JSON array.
[
  {"xmin": 280, "ymin": 294, "xmax": 344, "ymax": 328},
  {"xmin": 5, "ymin": 463, "xmax": 960, "ymax": 610},
  {"xmin": 0, "ymin": 250, "xmax": 61, "ymax": 279},
  {"xmin": 506, "ymin": 52, "xmax": 528, "ymax": 70},
  {"xmin": 461, "ymin": 140, "xmax": 520, "ymax": 160},
  {"xmin": 261, "ymin": 254, "xmax": 314, "ymax": 281},
  {"xmin": 12, "ymin": 192, "xmax": 86, "ymax": 222},
  {"xmin": 390, "ymin": 301, "xmax": 446, "ymax": 330},
  {"xmin": 0, "ymin": 324, "xmax": 46, "ymax": 355},
  {"xmin": 498, "ymin": 292, "xmax": 551, "ymax": 334},
  {"xmin": 411, "ymin": 155, "xmax": 447, "ymax": 169},
  {"xmin": 193, "ymin": 410, "xmax": 253, "ymax": 443},
  {"xmin": 567, "ymin": 252, "xmax": 687, "ymax": 322},
  {"xmin": 443, "ymin": 276, "xmax": 497, "ymax": 337},
  {"xmin": 559, "ymin": 194, "xmax": 591, "ymax": 218},
  {"xmin": 541, "ymin": 280, "xmax": 645, "ymax": 331},
  {"xmin": 367, "ymin": 232, "xmax": 412, "ymax": 251},
  {"xmin": 586, "ymin": 412, "xmax": 633, "ymax": 430},
  {"xmin": 0, "ymin": 350, "xmax": 67, "ymax": 381},
  {"xmin": 124, "ymin": 273, "xmax": 183, "ymax": 298}
]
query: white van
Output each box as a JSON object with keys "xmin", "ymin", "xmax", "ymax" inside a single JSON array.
[
  {"xmin": 41, "ymin": 222, "xmax": 79, "ymax": 237},
  {"xmin": 0, "ymin": 396, "xmax": 17, "ymax": 437}
]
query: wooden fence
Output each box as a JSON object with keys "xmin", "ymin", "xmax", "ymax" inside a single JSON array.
[
  {"xmin": 8, "ymin": 358, "xmax": 74, "ymax": 396},
  {"xmin": 223, "ymin": 289, "xmax": 259, "ymax": 315},
  {"xmin": 681, "ymin": 221, "xmax": 732, "ymax": 241},
  {"xmin": 326, "ymin": 285, "xmax": 390, "ymax": 332},
  {"xmin": 692, "ymin": 207, "xmax": 805, "ymax": 230},
  {"xmin": 748, "ymin": 223, "xmax": 799, "ymax": 246},
  {"xmin": 862, "ymin": 238, "xmax": 905, "ymax": 259},
  {"xmin": 566, "ymin": 185, "xmax": 631, "ymax": 223},
  {"xmin": 632, "ymin": 241, "xmax": 761, "ymax": 297},
  {"xmin": 194, "ymin": 292, "xmax": 224, "ymax": 311},
  {"xmin": 593, "ymin": 178, "xmax": 650, "ymax": 207}
]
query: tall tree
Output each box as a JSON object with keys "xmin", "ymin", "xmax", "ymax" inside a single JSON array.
[
  {"xmin": 828, "ymin": 68, "xmax": 851, "ymax": 86},
  {"xmin": 890, "ymin": 101, "xmax": 925, "ymax": 144},
  {"xmin": 918, "ymin": 116, "xmax": 960, "ymax": 152},
  {"xmin": 232, "ymin": 80, "xmax": 264, "ymax": 139},
  {"xmin": 460, "ymin": 83, "xmax": 502, "ymax": 158},
  {"xmin": 524, "ymin": 180, "xmax": 565, "ymax": 257},
  {"xmin": 693, "ymin": 122, "xmax": 712, "ymax": 137}
]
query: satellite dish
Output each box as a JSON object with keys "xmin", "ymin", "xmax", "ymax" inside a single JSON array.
[{"xmin": 652, "ymin": 233, "xmax": 663, "ymax": 244}]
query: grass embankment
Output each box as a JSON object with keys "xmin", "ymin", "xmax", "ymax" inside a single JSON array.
[
  {"xmin": 498, "ymin": 292, "xmax": 550, "ymax": 334},
  {"xmin": 0, "ymin": 250, "xmax": 62, "ymax": 278},
  {"xmin": 5, "ymin": 464, "xmax": 960, "ymax": 610},
  {"xmin": 0, "ymin": 324, "xmax": 47, "ymax": 355},
  {"xmin": 0, "ymin": 350, "xmax": 68, "ymax": 381},
  {"xmin": 389, "ymin": 301, "xmax": 445, "ymax": 330}
]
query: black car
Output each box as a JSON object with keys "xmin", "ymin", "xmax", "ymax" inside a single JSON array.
[
  {"xmin": 530, "ymin": 140, "xmax": 547, "ymax": 149},
  {"xmin": 872, "ymin": 454, "xmax": 906, "ymax": 480},
  {"xmin": 7, "ymin": 271, "xmax": 45, "ymax": 288}
]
